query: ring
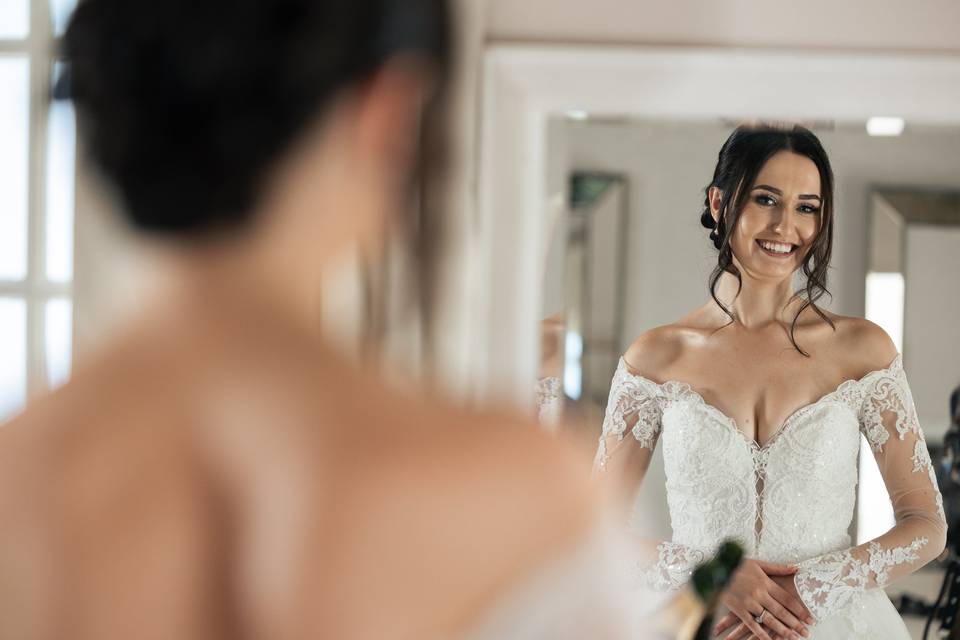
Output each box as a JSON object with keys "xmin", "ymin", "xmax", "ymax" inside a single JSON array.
[{"xmin": 754, "ymin": 609, "xmax": 766, "ymax": 625}]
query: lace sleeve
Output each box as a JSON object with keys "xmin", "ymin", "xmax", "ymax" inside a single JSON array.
[
  {"xmin": 535, "ymin": 377, "xmax": 563, "ymax": 428},
  {"xmin": 592, "ymin": 359, "xmax": 664, "ymax": 472},
  {"xmin": 793, "ymin": 355, "xmax": 947, "ymax": 622},
  {"xmin": 592, "ymin": 359, "xmax": 707, "ymax": 593}
]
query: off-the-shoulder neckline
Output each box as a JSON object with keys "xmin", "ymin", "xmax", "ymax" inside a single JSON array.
[{"xmin": 614, "ymin": 352, "xmax": 903, "ymax": 452}]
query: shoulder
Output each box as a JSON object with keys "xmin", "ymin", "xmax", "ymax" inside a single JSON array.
[
  {"xmin": 829, "ymin": 315, "xmax": 899, "ymax": 375},
  {"xmin": 332, "ymin": 393, "xmax": 605, "ymax": 631},
  {"xmin": 622, "ymin": 324, "xmax": 692, "ymax": 379}
]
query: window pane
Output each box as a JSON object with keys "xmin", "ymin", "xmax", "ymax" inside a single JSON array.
[
  {"xmin": 0, "ymin": 298, "xmax": 27, "ymax": 422},
  {"xmin": 46, "ymin": 73, "xmax": 76, "ymax": 283},
  {"xmin": 50, "ymin": 0, "xmax": 75, "ymax": 36},
  {"xmin": 0, "ymin": 57, "xmax": 29, "ymax": 281},
  {"xmin": 0, "ymin": 0, "xmax": 29, "ymax": 39},
  {"xmin": 45, "ymin": 298, "xmax": 72, "ymax": 388}
]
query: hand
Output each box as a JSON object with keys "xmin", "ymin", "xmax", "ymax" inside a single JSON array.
[{"xmin": 712, "ymin": 559, "xmax": 814, "ymax": 640}]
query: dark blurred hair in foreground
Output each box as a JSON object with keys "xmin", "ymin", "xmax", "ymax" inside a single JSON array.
[
  {"xmin": 60, "ymin": 0, "xmax": 450, "ymax": 233},
  {"xmin": 59, "ymin": 0, "xmax": 452, "ymax": 354}
]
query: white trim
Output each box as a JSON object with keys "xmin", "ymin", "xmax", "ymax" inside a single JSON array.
[
  {"xmin": 0, "ymin": 282, "xmax": 71, "ymax": 296},
  {"xmin": 474, "ymin": 44, "xmax": 960, "ymax": 403}
]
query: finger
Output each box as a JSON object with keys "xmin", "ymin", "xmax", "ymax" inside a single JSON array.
[
  {"xmin": 724, "ymin": 623, "xmax": 752, "ymax": 640},
  {"xmin": 762, "ymin": 594, "xmax": 807, "ymax": 636},
  {"xmin": 769, "ymin": 581, "xmax": 815, "ymax": 624},
  {"xmin": 744, "ymin": 618, "xmax": 773, "ymax": 640},
  {"xmin": 755, "ymin": 560, "xmax": 798, "ymax": 576},
  {"xmin": 714, "ymin": 612, "xmax": 740, "ymax": 636},
  {"xmin": 755, "ymin": 610, "xmax": 800, "ymax": 640}
]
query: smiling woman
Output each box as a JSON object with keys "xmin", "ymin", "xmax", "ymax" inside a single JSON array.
[
  {"xmin": 699, "ymin": 124, "xmax": 836, "ymax": 357},
  {"xmin": 593, "ymin": 122, "xmax": 946, "ymax": 640}
]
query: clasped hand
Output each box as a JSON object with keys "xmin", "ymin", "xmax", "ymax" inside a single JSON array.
[{"xmin": 712, "ymin": 559, "xmax": 814, "ymax": 640}]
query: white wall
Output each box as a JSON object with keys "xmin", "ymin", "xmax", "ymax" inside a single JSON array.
[
  {"xmin": 905, "ymin": 225, "xmax": 960, "ymax": 439},
  {"xmin": 487, "ymin": 0, "xmax": 960, "ymax": 53}
]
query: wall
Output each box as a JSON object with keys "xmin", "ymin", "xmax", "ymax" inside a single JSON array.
[
  {"xmin": 486, "ymin": 0, "xmax": 960, "ymax": 53},
  {"xmin": 905, "ymin": 225, "xmax": 960, "ymax": 438}
]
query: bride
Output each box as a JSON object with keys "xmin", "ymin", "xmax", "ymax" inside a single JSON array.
[{"xmin": 594, "ymin": 124, "xmax": 946, "ymax": 640}]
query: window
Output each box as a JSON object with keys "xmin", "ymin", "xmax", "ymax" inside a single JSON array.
[{"xmin": 0, "ymin": 0, "xmax": 77, "ymax": 421}]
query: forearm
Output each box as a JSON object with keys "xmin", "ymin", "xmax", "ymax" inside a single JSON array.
[{"xmin": 793, "ymin": 513, "xmax": 946, "ymax": 620}]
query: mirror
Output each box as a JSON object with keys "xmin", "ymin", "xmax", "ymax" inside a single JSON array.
[
  {"xmin": 538, "ymin": 172, "xmax": 628, "ymax": 429},
  {"xmin": 532, "ymin": 112, "xmax": 960, "ymax": 637}
]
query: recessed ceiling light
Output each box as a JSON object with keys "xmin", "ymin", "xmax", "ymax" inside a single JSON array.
[
  {"xmin": 565, "ymin": 110, "xmax": 589, "ymax": 121},
  {"xmin": 866, "ymin": 117, "xmax": 905, "ymax": 137}
]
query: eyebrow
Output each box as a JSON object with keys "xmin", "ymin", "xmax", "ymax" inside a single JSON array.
[{"xmin": 752, "ymin": 184, "xmax": 822, "ymax": 202}]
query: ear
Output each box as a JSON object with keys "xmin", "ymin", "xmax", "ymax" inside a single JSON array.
[
  {"xmin": 352, "ymin": 55, "xmax": 435, "ymax": 181},
  {"xmin": 708, "ymin": 186, "xmax": 724, "ymax": 225}
]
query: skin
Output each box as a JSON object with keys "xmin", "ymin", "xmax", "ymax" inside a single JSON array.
[
  {"xmin": 0, "ymin": 57, "xmax": 603, "ymax": 639},
  {"xmin": 606, "ymin": 151, "xmax": 900, "ymax": 640}
]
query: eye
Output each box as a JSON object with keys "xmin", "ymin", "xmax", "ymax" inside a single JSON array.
[
  {"xmin": 798, "ymin": 204, "xmax": 821, "ymax": 214},
  {"xmin": 755, "ymin": 194, "xmax": 777, "ymax": 206}
]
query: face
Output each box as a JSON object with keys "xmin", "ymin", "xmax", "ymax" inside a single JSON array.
[{"xmin": 711, "ymin": 150, "xmax": 823, "ymax": 282}]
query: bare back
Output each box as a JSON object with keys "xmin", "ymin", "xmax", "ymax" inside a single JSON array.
[{"xmin": 0, "ymin": 299, "xmax": 599, "ymax": 640}]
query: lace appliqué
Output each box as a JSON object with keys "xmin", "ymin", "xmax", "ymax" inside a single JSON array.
[
  {"xmin": 912, "ymin": 439, "xmax": 947, "ymax": 523},
  {"xmin": 594, "ymin": 360, "xmax": 664, "ymax": 471},
  {"xmin": 859, "ymin": 357, "xmax": 946, "ymax": 523},
  {"xmin": 794, "ymin": 537, "xmax": 927, "ymax": 621},
  {"xmin": 859, "ymin": 357, "xmax": 915, "ymax": 452},
  {"xmin": 535, "ymin": 376, "xmax": 562, "ymax": 426},
  {"xmin": 637, "ymin": 542, "xmax": 706, "ymax": 592}
]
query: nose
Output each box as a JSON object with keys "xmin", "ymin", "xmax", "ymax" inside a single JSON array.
[{"xmin": 771, "ymin": 206, "xmax": 796, "ymax": 237}]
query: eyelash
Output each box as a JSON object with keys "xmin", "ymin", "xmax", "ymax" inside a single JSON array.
[{"xmin": 754, "ymin": 194, "xmax": 821, "ymax": 214}]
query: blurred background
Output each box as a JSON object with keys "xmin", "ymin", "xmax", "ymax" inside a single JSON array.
[{"xmin": 2, "ymin": 1, "xmax": 959, "ymax": 637}]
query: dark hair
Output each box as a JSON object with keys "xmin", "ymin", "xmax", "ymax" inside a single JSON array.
[
  {"xmin": 698, "ymin": 124, "xmax": 836, "ymax": 356},
  {"xmin": 59, "ymin": 0, "xmax": 450, "ymax": 234},
  {"xmin": 59, "ymin": 0, "xmax": 452, "ymax": 359}
]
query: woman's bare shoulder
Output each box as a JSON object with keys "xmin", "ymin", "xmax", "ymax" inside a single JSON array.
[
  {"xmin": 622, "ymin": 322, "xmax": 703, "ymax": 380},
  {"xmin": 822, "ymin": 313, "xmax": 899, "ymax": 375}
]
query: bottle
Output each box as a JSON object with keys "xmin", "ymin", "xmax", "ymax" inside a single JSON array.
[{"xmin": 676, "ymin": 540, "xmax": 744, "ymax": 640}]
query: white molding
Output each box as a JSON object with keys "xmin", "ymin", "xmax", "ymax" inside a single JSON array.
[{"xmin": 474, "ymin": 43, "xmax": 960, "ymax": 404}]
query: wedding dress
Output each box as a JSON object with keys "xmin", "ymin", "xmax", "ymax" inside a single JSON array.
[
  {"xmin": 464, "ymin": 517, "xmax": 652, "ymax": 639},
  {"xmin": 594, "ymin": 352, "xmax": 946, "ymax": 639}
]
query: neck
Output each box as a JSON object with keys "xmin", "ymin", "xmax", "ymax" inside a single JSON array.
[
  {"xmin": 145, "ymin": 230, "xmax": 332, "ymax": 342},
  {"xmin": 712, "ymin": 270, "xmax": 801, "ymax": 330}
]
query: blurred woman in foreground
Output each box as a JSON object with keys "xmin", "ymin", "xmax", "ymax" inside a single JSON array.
[{"xmin": 0, "ymin": 1, "xmax": 640, "ymax": 637}]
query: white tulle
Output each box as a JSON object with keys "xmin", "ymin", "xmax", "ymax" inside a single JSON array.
[
  {"xmin": 464, "ymin": 517, "xmax": 651, "ymax": 639},
  {"xmin": 594, "ymin": 353, "xmax": 946, "ymax": 639}
]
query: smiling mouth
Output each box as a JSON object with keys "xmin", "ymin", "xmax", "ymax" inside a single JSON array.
[{"xmin": 756, "ymin": 239, "xmax": 798, "ymax": 257}]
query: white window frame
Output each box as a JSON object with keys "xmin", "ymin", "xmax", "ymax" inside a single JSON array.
[{"xmin": 0, "ymin": 0, "xmax": 75, "ymax": 406}]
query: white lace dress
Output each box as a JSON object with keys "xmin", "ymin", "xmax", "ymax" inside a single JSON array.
[{"xmin": 594, "ymin": 353, "xmax": 946, "ymax": 639}]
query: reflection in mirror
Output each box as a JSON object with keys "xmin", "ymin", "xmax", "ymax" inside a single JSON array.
[
  {"xmin": 538, "ymin": 172, "xmax": 628, "ymax": 430},
  {"xmin": 539, "ymin": 116, "xmax": 960, "ymax": 637}
]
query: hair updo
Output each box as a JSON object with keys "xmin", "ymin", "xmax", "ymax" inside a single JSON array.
[
  {"xmin": 699, "ymin": 124, "xmax": 837, "ymax": 356},
  {"xmin": 58, "ymin": 0, "xmax": 450, "ymax": 235}
]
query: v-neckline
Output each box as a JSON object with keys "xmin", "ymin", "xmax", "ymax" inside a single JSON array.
[{"xmin": 617, "ymin": 353, "xmax": 902, "ymax": 452}]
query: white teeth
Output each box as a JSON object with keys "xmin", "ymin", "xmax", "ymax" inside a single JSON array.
[{"xmin": 759, "ymin": 240, "xmax": 794, "ymax": 254}]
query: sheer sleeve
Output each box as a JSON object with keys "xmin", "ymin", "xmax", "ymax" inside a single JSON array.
[
  {"xmin": 593, "ymin": 358, "xmax": 708, "ymax": 593},
  {"xmin": 793, "ymin": 355, "xmax": 947, "ymax": 621}
]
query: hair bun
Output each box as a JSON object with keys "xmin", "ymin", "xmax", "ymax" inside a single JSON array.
[{"xmin": 700, "ymin": 208, "xmax": 715, "ymax": 230}]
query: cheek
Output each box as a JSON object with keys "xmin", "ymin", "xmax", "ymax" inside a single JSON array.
[
  {"xmin": 733, "ymin": 208, "xmax": 765, "ymax": 240},
  {"xmin": 798, "ymin": 217, "xmax": 821, "ymax": 244}
]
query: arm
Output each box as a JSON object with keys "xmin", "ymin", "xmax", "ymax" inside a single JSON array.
[
  {"xmin": 593, "ymin": 358, "xmax": 708, "ymax": 593},
  {"xmin": 792, "ymin": 354, "xmax": 947, "ymax": 621}
]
